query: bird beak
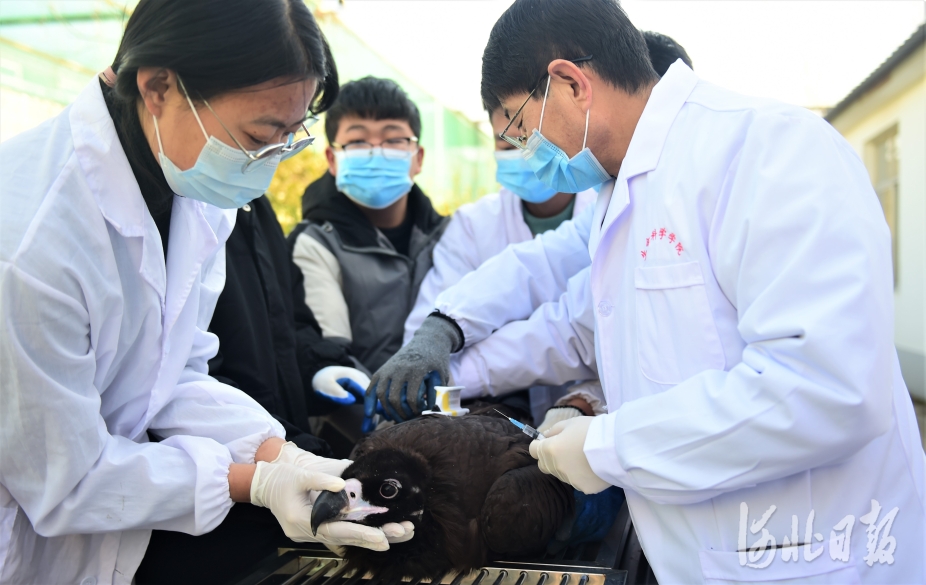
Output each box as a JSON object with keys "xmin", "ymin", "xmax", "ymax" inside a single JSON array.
[{"xmin": 311, "ymin": 479, "xmax": 389, "ymax": 535}]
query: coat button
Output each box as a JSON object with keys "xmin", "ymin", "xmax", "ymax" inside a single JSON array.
[
  {"xmin": 597, "ymin": 301, "xmax": 613, "ymax": 317},
  {"xmin": 80, "ymin": 578, "xmax": 97, "ymax": 585},
  {"xmin": 242, "ymin": 203, "xmax": 251, "ymax": 212}
]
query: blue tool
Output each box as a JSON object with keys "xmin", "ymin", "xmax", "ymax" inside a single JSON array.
[{"xmin": 494, "ymin": 409, "xmax": 545, "ymax": 440}]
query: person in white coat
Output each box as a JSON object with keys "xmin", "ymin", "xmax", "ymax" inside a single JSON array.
[
  {"xmin": 0, "ymin": 2, "xmax": 412, "ymax": 584},
  {"xmin": 414, "ymin": 30, "xmax": 697, "ymax": 430},
  {"xmin": 402, "ymin": 106, "xmax": 596, "ymax": 423},
  {"xmin": 371, "ymin": 0, "xmax": 926, "ymax": 583}
]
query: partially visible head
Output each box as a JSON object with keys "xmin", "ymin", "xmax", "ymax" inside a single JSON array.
[
  {"xmin": 113, "ymin": 0, "xmax": 337, "ymax": 173},
  {"xmin": 481, "ymin": 0, "xmax": 658, "ymax": 172},
  {"xmin": 642, "ymin": 31, "xmax": 693, "ymax": 77},
  {"xmin": 481, "ymin": 0, "xmax": 656, "ymax": 111},
  {"xmin": 486, "ymin": 28, "xmax": 691, "ymax": 150},
  {"xmin": 324, "ymin": 76, "xmax": 425, "ymax": 181},
  {"xmin": 311, "ymin": 449, "xmax": 430, "ymax": 534}
]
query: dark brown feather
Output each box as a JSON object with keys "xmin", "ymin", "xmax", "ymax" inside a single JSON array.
[{"xmin": 337, "ymin": 414, "xmax": 573, "ymax": 581}]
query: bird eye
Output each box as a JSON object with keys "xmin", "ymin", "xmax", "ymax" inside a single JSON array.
[{"xmin": 379, "ymin": 479, "xmax": 401, "ymax": 499}]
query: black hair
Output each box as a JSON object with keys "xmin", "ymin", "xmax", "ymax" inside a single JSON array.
[
  {"xmin": 112, "ymin": 0, "xmax": 338, "ymax": 113},
  {"xmin": 324, "ymin": 76, "xmax": 422, "ymax": 144},
  {"xmin": 481, "ymin": 0, "xmax": 658, "ymax": 112},
  {"xmin": 643, "ymin": 31, "xmax": 693, "ymax": 77}
]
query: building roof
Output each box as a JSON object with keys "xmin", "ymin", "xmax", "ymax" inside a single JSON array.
[{"xmin": 826, "ymin": 23, "xmax": 925, "ymax": 122}]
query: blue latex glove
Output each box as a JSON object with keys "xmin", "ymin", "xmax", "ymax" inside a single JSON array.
[
  {"xmin": 312, "ymin": 366, "xmax": 370, "ymax": 405},
  {"xmin": 364, "ymin": 371, "xmax": 440, "ymax": 424},
  {"xmin": 549, "ymin": 486, "xmax": 625, "ymax": 553}
]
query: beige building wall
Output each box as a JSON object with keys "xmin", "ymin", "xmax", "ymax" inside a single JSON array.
[{"xmin": 830, "ymin": 43, "xmax": 926, "ymax": 400}]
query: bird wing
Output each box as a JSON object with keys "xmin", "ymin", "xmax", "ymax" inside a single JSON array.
[{"xmin": 480, "ymin": 464, "xmax": 574, "ymax": 557}]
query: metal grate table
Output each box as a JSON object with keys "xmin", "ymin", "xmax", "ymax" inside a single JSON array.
[
  {"xmin": 231, "ymin": 500, "xmax": 653, "ymax": 585},
  {"xmin": 232, "ymin": 547, "xmax": 626, "ymax": 585}
]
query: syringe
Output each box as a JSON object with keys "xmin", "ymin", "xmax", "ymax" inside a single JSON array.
[{"xmin": 493, "ymin": 409, "xmax": 545, "ymax": 440}]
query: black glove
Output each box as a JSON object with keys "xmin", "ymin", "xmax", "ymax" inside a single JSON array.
[{"xmin": 365, "ymin": 313, "xmax": 463, "ymax": 422}]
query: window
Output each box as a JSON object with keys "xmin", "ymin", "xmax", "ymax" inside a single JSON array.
[{"xmin": 867, "ymin": 125, "xmax": 899, "ymax": 286}]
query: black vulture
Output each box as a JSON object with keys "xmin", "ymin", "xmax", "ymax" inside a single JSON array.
[{"xmin": 310, "ymin": 413, "xmax": 574, "ymax": 581}]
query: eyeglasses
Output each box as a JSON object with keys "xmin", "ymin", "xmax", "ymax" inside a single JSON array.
[
  {"xmin": 177, "ymin": 75, "xmax": 319, "ymax": 173},
  {"xmin": 331, "ymin": 137, "xmax": 420, "ymax": 160},
  {"xmin": 498, "ymin": 55, "xmax": 594, "ymax": 150}
]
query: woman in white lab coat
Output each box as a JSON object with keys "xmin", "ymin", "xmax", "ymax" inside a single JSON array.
[
  {"xmin": 0, "ymin": 1, "xmax": 411, "ymax": 584},
  {"xmin": 375, "ymin": 0, "xmax": 926, "ymax": 583}
]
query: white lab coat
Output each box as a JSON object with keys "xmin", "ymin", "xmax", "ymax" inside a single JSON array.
[
  {"xmin": 404, "ymin": 187, "xmax": 595, "ymax": 342},
  {"xmin": 405, "ymin": 187, "xmax": 595, "ymax": 420},
  {"xmin": 436, "ymin": 62, "xmax": 926, "ymax": 583},
  {"xmin": 0, "ymin": 79, "xmax": 285, "ymax": 584},
  {"xmin": 449, "ymin": 265, "xmax": 599, "ymax": 401}
]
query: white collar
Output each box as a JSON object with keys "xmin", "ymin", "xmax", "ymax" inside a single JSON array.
[{"xmin": 617, "ymin": 60, "xmax": 699, "ymax": 181}]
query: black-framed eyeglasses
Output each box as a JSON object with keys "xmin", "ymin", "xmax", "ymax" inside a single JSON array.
[
  {"xmin": 177, "ymin": 75, "xmax": 319, "ymax": 173},
  {"xmin": 498, "ymin": 55, "xmax": 594, "ymax": 150},
  {"xmin": 331, "ymin": 137, "xmax": 420, "ymax": 160}
]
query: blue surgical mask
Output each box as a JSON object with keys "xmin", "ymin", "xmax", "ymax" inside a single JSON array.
[
  {"xmin": 523, "ymin": 77, "xmax": 611, "ymax": 193},
  {"xmin": 494, "ymin": 149, "xmax": 557, "ymax": 203},
  {"xmin": 152, "ymin": 92, "xmax": 279, "ymax": 210},
  {"xmin": 335, "ymin": 149, "xmax": 414, "ymax": 209}
]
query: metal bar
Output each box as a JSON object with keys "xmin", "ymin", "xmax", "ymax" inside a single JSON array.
[
  {"xmin": 535, "ymin": 574, "xmax": 549, "ymax": 585},
  {"xmin": 558, "ymin": 576, "xmax": 570, "ymax": 585},
  {"xmin": 299, "ymin": 560, "xmax": 339, "ymax": 585},
  {"xmin": 318, "ymin": 561, "xmax": 351, "ymax": 585},
  {"xmin": 449, "ymin": 571, "xmax": 468, "ymax": 585},
  {"xmin": 471, "ymin": 569, "xmax": 490, "ymax": 585},
  {"xmin": 279, "ymin": 559, "xmax": 320, "ymax": 585},
  {"xmin": 577, "ymin": 577, "xmax": 589, "ymax": 585},
  {"xmin": 491, "ymin": 570, "xmax": 508, "ymax": 585},
  {"xmin": 514, "ymin": 571, "xmax": 529, "ymax": 585},
  {"xmin": 408, "ymin": 578, "xmax": 424, "ymax": 585},
  {"xmin": 339, "ymin": 571, "xmax": 366, "ymax": 585}
]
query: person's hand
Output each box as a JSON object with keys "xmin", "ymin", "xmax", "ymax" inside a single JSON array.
[
  {"xmin": 321, "ymin": 520, "xmax": 416, "ymax": 556},
  {"xmin": 251, "ymin": 462, "xmax": 410, "ymax": 551},
  {"xmin": 537, "ymin": 405, "xmax": 585, "ymax": 434},
  {"xmin": 366, "ymin": 314, "xmax": 462, "ymax": 423},
  {"xmin": 312, "ymin": 366, "xmax": 371, "ymax": 405},
  {"xmin": 529, "ymin": 416, "xmax": 611, "ymax": 494},
  {"xmin": 272, "ymin": 441, "xmax": 352, "ymax": 478}
]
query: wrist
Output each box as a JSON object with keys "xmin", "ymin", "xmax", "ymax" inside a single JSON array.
[
  {"xmin": 563, "ymin": 398, "xmax": 594, "ymax": 416},
  {"xmin": 255, "ymin": 437, "xmax": 287, "ymax": 463},
  {"xmin": 228, "ymin": 463, "xmax": 256, "ymax": 503},
  {"xmin": 424, "ymin": 311, "xmax": 465, "ymax": 352}
]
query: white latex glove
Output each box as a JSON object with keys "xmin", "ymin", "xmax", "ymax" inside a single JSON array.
[
  {"xmin": 537, "ymin": 406, "xmax": 585, "ymax": 434},
  {"xmin": 322, "ymin": 520, "xmax": 416, "ymax": 557},
  {"xmin": 251, "ymin": 461, "xmax": 410, "ymax": 551},
  {"xmin": 528, "ymin": 416, "xmax": 611, "ymax": 494},
  {"xmin": 312, "ymin": 366, "xmax": 371, "ymax": 405},
  {"xmin": 273, "ymin": 441, "xmax": 353, "ymax": 478}
]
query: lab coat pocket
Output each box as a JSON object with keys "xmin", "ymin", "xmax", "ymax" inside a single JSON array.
[
  {"xmin": 634, "ymin": 261, "xmax": 725, "ymax": 385},
  {"xmin": 699, "ymin": 549, "xmax": 861, "ymax": 584}
]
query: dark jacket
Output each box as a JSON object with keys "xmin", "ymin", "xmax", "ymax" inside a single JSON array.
[
  {"xmin": 289, "ymin": 173, "xmax": 449, "ymax": 372},
  {"xmin": 208, "ymin": 195, "xmax": 356, "ymax": 456}
]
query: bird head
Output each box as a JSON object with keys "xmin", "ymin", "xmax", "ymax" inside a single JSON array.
[{"xmin": 311, "ymin": 448, "xmax": 430, "ymax": 535}]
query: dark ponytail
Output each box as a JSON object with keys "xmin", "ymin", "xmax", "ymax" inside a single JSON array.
[{"xmin": 112, "ymin": 0, "xmax": 338, "ymax": 114}]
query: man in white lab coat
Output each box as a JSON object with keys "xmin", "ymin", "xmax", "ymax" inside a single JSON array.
[
  {"xmin": 413, "ymin": 31, "xmax": 697, "ymax": 431},
  {"xmin": 371, "ymin": 0, "xmax": 926, "ymax": 582}
]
